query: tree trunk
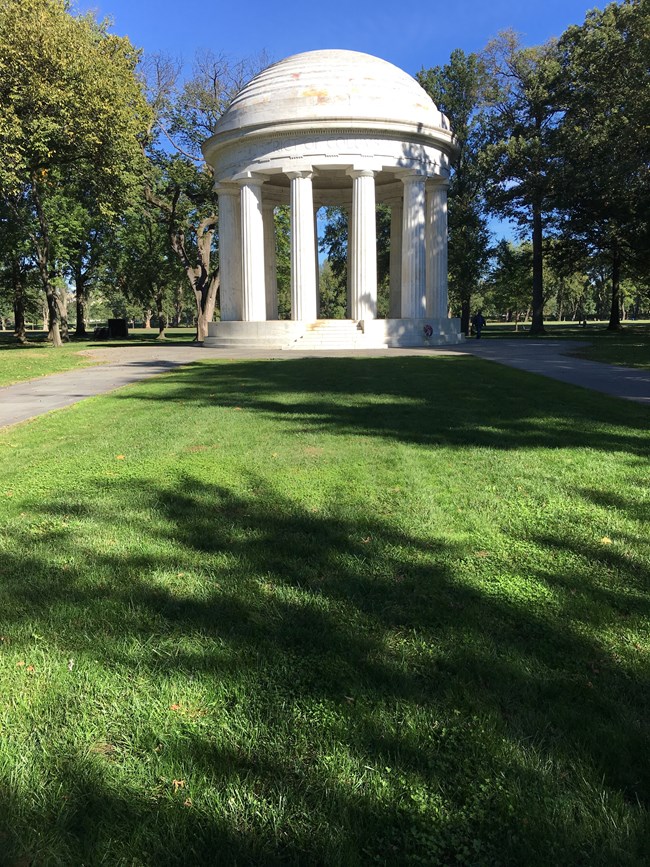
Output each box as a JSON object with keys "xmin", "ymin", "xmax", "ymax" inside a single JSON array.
[
  {"xmin": 607, "ymin": 239, "xmax": 622, "ymax": 331},
  {"xmin": 195, "ymin": 273, "xmax": 219, "ymax": 343},
  {"xmin": 54, "ymin": 283, "xmax": 69, "ymax": 342},
  {"xmin": 32, "ymin": 181, "xmax": 65, "ymax": 346},
  {"xmin": 166, "ymin": 208, "xmax": 219, "ymax": 343},
  {"xmin": 45, "ymin": 288, "xmax": 63, "ymax": 347},
  {"xmin": 529, "ymin": 204, "xmax": 545, "ymax": 334},
  {"xmin": 155, "ymin": 289, "xmax": 167, "ymax": 339},
  {"xmin": 12, "ymin": 258, "xmax": 27, "ymax": 344},
  {"xmin": 460, "ymin": 297, "xmax": 471, "ymax": 336},
  {"xmin": 74, "ymin": 272, "xmax": 89, "ymax": 338},
  {"xmin": 144, "ymin": 309, "xmax": 152, "ymax": 329},
  {"xmin": 172, "ymin": 283, "xmax": 184, "ymax": 327}
]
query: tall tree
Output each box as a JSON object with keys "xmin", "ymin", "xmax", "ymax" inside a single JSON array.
[
  {"xmin": 418, "ymin": 50, "xmax": 491, "ymax": 335},
  {"xmin": 554, "ymin": 0, "xmax": 650, "ymax": 330},
  {"xmin": 144, "ymin": 51, "xmax": 268, "ymax": 341},
  {"xmin": 0, "ymin": 200, "xmax": 40, "ymax": 342},
  {"xmin": 107, "ymin": 204, "xmax": 181, "ymax": 339},
  {"xmin": 484, "ymin": 240, "xmax": 533, "ymax": 325},
  {"xmin": 0, "ymin": 0, "xmax": 151, "ymax": 346},
  {"xmin": 480, "ymin": 32, "xmax": 562, "ymax": 334}
]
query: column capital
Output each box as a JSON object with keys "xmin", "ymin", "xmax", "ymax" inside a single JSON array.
[
  {"xmin": 426, "ymin": 176, "xmax": 450, "ymax": 191},
  {"xmin": 286, "ymin": 170, "xmax": 313, "ymax": 181},
  {"xmin": 234, "ymin": 172, "xmax": 267, "ymax": 188},
  {"xmin": 347, "ymin": 169, "xmax": 375, "ymax": 179},
  {"xmin": 398, "ymin": 171, "xmax": 427, "ymax": 186},
  {"xmin": 214, "ymin": 182, "xmax": 239, "ymax": 197}
]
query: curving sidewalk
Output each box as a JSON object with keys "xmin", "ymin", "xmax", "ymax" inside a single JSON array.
[
  {"xmin": 451, "ymin": 339, "xmax": 650, "ymax": 405},
  {"xmin": 0, "ymin": 339, "xmax": 648, "ymax": 430}
]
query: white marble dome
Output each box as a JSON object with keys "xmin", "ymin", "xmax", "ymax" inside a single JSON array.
[
  {"xmin": 215, "ymin": 49, "xmax": 450, "ymax": 137},
  {"xmin": 203, "ymin": 49, "xmax": 455, "ymax": 191},
  {"xmin": 201, "ymin": 48, "xmax": 462, "ymax": 351}
]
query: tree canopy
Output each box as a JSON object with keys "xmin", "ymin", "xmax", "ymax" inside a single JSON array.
[
  {"xmin": 0, "ymin": 0, "xmax": 151, "ymax": 344},
  {"xmin": 1, "ymin": 0, "xmax": 648, "ymax": 343}
]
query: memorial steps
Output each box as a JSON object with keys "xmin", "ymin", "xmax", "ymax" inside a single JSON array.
[{"xmin": 284, "ymin": 320, "xmax": 375, "ymax": 350}]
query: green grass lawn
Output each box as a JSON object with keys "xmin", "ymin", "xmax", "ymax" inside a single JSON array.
[
  {"xmin": 568, "ymin": 324, "xmax": 650, "ymax": 369},
  {"xmin": 0, "ymin": 357, "xmax": 648, "ymax": 865},
  {"xmin": 482, "ymin": 321, "xmax": 650, "ymax": 369},
  {"xmin": 0, "ymin": 329, "xmax": 196, "ymax": 387}
]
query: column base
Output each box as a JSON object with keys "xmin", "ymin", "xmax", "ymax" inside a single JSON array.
[
  {"xmin": 362, "ymin": 317, "xmax": 463, "ymax": 347},
  {"xmin": 205, "ymin": 319, "xmax": 463, "ymax": 350}
]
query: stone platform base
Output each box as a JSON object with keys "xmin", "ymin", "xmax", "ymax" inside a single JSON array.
[{"xmin": 204, "ymin": 318, "xmax": 463, "ymax": 350}]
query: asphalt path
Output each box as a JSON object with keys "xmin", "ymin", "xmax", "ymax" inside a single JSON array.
[
  {"xmin": 454, "ymin": 339, "xmax": 650, "ymax": 404},
  {"xmin": 0, "ymin": 339, "xmax": 648, "ymax": 430}
]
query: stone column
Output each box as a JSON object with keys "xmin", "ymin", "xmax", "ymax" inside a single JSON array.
[
  {"xmin": 263, "ymin": 201, "xmax": 278, "ymax": 320},
  {"xmin": 239, "ymin": 177, "xmax": 266, "ymax": 321},
  {"xmin": 389, "ymin": 200, "xmax": 403, "ymax": 318},
  {"xmin": 426, "ymin": 180, "xmax": 449, "ymax": 319},
  {"xmin": 216, "ymin": 184, "xmax": 242, "ymax": 321},
  {"xmin": 400, "ymin": 174, "xmax": 427, "ymax": 319},
  {"xmin": 348, "ymin": 170, "xmax": 377, "ymax": 321},
  {"xmin": 288, "ymin": 171, "xmax": 317, "ymax": 321}
]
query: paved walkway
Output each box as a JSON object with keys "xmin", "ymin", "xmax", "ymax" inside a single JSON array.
[
  {"xmin": 0, "ymin": 339, "xmax": 648, "ymax": 429},
  {"xmin": 454, "ymin": 339, "xmax": 650, "ymax": 405}
]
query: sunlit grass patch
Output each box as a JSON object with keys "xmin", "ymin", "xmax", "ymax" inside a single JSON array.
[{"xmin": 0, "ymin": 356, "xmax": 648, "ymax": 865}]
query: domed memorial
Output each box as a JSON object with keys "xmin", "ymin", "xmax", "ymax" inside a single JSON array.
[{"xmin": 202, "ymin": 49, "xmax": 463, "ymax": 348}]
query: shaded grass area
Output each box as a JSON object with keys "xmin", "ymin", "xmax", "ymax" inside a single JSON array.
[
  {"xmin": 569, "ymin": 324, "xmax": 650, "ymax": 370},
  {"xmin": 0, "ymin": 356, "xmax": 648, "ymax": 865},
  {"xmin": 0, "ymin": 329, "xmax": 196, "ymax": 387},
  {"xmin": 483, "ymin": 321, "xmax": 650, "ymax": 369}
]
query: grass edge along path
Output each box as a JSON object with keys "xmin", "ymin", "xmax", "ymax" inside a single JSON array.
[
  {"xmin": 0, "ymin": 355, "xmax": 648, "ymax": 865},
  {"xmin": 0, "ymin": 329, "xmax": 196, "ymax": 388},
  {"xmin": 482, "ymin": 321, "xmax": 650, "ymax": 371}
]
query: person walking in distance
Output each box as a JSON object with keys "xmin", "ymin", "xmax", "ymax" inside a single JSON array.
[{"xmin": 471, "ymin": 310, "xmax": 486, "ymax": 339}]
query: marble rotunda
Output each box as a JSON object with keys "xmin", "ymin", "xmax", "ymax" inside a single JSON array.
[{"xmin": 202, "ymin": 49, "xmax": 463, "ymax": 349}]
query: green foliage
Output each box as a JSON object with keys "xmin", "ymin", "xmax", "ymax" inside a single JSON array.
[
  {"xmin": 319, "ymin": 259, "xmax": 346, "ymax": 319},
  {"xmin": 483, "ymin": 240, "xmax": 532, "ymax": 320},
  {"xmin": 107, "ymin": 204, "xmax": 184, "ymax": 333},
  {"xmin": 0, "ymin": 0, "xmax": 150, "ymax": 211},
  {"xmin": 480, "ymin": 32, "xmax": 563, "ymax": 333},
  {"xmin": 274, "ymin": 206, "xmax": 291, "ymax": 320},
  {"xmin": 418, "ymin": 51, "xmax": 491, "ymax": 331},
  {"xmin": 0, "ymin": 0, "xmax": 151, "ymax": 344},
  {"xmin": 553, "ymin": 0, "xmax": 650, "ymax": 327},
  {"xmin": 320, "ymin": 206, "xmax": 349, "ymax": 295}
]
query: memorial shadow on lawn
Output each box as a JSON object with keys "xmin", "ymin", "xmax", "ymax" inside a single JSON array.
[
  {"xmin": 1, "ymin": 469, "xmax": 648, "ymax": 865},
  {"xmin": 120, "ymin": 355, "xmax": 650, "ymax": 457}
]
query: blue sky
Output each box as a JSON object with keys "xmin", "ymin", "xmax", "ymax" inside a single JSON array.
[
  {"xmin": 81, "ymin": 0, "xmax": 605, "ymax": 78},
  {"xmin": 77, "ymin": 0, "xmax": 606, "ymax": 244}
]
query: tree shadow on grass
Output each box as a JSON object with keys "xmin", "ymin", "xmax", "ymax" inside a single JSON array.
[
  {"xmin": 0, "ymin": 475, "xmax": 648, "ymax": 865},
  {"xmin": 116, "ymin": 356, "xmax": 650, "ymax": 456}
]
